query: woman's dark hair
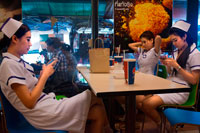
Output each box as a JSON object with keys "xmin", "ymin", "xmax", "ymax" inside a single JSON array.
[
  {"xmin": 45, "ymin": 37, "xmax": 62, "ymax": 49},
  {"xmin": 61, "ymin": 43, "xmax": 71, "ymax": 52},
  {"xmin": 169, "ymin": 27, "xmax": 194, "ymax": 75},
  {"xmin": 140, "ymin": 31, "xmax": 155, "ymax": 45},
  {"xmin": 0, "ymin": 24, "xmax": 30, "ymax": 52}
]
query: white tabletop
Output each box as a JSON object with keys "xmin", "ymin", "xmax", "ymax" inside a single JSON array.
[
  {"xmin": 77, "ymin": 66, "xmax": 190, "ymax": 133},
  {"xmin": 77, "ymin": 66, "xmax": 190, "ymax": 96}
]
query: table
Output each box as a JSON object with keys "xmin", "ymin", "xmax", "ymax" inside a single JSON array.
[{"xmin": 77, "ymin": 66, "xmax": 190, "ymax": 133}]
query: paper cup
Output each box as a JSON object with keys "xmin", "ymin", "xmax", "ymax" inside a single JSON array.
[
  {"xmin": 114, "ymin": 56, "xmax": 123, "ymax": 63},
  {"xmin": 123, "ymin": 59, "xmax": 136, "ymax": 84},
  {"xmin": 109, "ymin": 58, "xmax": 114, "ymax": 66}
]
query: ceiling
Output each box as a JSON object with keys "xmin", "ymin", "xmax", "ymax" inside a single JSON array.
[{"xmin": 22, "ymin": 0, "xmax": 114, "ymax": 32}]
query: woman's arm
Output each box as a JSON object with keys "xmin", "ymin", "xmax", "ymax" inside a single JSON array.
[
  {"xmin": 128, "ymin": 42, "xmax": 142, "ymax": 53},
  {"xmin": 160, "ymin": 57, "xmax": 172, "ymax": 74},
  {"xmin": 12, "ymin": 60, "xmax": 57, "ymax": 109},
  {"xmin": 179, "ymin": 69, "xmax": 200, "ymax": 85},
  {"xmin": 154, "ymin": 35, "xmax": 162, "ymax": 54},
  {"xmin": 163, "ymin": 58, "xmax": 200, "ymax": 85}
]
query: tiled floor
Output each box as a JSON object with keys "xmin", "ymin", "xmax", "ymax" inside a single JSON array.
[{"xmin": 113, "ymin": 111, "xmax": 199, "ymax": 133}]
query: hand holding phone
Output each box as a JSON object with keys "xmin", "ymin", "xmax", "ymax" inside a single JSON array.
[
  {"xmin": 160, "ymin": 55, "xmax": 167, "ymax": 60},
  {"xmin": 47, "ymin": 58, "xmax": 58, "ymax": 69},
  {"xmin": 47, "ymin": 58, "xmax": 56, "ymax": 64}
]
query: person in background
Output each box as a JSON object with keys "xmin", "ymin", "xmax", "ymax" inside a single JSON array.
[
  {"xmin": 39, "ymin": 49, "xmax": 48, "ymax": 64},
  {"xmin": 0, "ymin": 17, "xmax": 112, "ymax": 133},
  {"xmin": 45, "ymin": 38, "xmax": 88, "ymax": 97},
  {"xmin": 128, "ymin": 30, "xmax": 162, "ymax": 74},
  {"xmin": 141, "ymin": 20, "xmax": 200, "ymax": 129},
  {"xmin": 61, "ymin": 43, "xmax": 78, "ymax": 82},
  {"xmin": 79, "ymin": 36, "xmax": 89, "ymax": 64},
  {"xmin": 45, "ymin": 37, "xmax": 63, "ymax": 68},
  {"xmin": 44, "ymin": 37, "xmax": 68, "ymax": 93}
]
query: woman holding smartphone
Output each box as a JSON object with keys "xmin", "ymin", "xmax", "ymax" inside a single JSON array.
[
  {"xmin": 0, "ymin": 18, "xmax": 111, "ymax": 133},
  {"xmin": 140, "ymin": 20, "xmax": 200, "ymax": 128}
]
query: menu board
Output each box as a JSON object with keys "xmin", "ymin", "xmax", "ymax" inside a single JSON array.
[{"xmin": 114, "ymin": 0, "xmax": 173, "ymax": 51}]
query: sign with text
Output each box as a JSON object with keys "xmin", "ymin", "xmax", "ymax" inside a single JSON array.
[{"xmin": 114, "ymin": 0, "xmax": 172, "ymax": 51}]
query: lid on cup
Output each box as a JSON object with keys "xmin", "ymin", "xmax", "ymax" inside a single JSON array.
[
  {"xmin": 114, "ymin": 56, "xmax": 123, "ymax": 58},
  {"xmin": 123, "ymin": 59, "xmax": 136, "ymax": 62}
]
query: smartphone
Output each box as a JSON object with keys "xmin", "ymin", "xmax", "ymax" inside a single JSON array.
[
  {"xmin": 160, "ymin": 55, "xmax": 167, "ymax": 60},
  {"xmin": 47, "ymin": 58, "xmax": 57, "ymax": 65},
  {"xmin": 47, "ymin": 58, "xmax": 58, "ymax": 69}
]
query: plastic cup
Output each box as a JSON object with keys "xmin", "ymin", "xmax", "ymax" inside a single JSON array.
[
  {"xmin": 123, "ymin": 59, "xmax": 136, "ymax": 84},
  {"xmin": 109, "ymin": 58, "xmax": 114, "ymax": 66},
  {"xmin": 114, "ymin": 56, "xmax": 123, "ymax": 63}
]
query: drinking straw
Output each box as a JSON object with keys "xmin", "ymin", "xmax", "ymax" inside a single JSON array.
[
  {"xmin": 123, "ymin": 50, "xmax": 125, "ymax": 59},
  {"xmin": 112, "ymin": 50, "xmax": 114, "ymax": 58},
  {"xmin": 118, "ymin": 45, "xmax": 120, "ymax": 56}
]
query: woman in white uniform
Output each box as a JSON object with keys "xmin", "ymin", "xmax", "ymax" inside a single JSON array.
[
  {"xmin": 141, "ymin": 20, "xmax": 200, "ymax": 128},
  {"xmin": 0, "ymin": 18, "xmax": 111, "ymax": 133},
  {"xmin": 128, "ymin": 31, "xmax": 162, "ymax": 109},
  {"xmin": 128, "ymin": 30, "xmax": 162, "ymax": 75}
]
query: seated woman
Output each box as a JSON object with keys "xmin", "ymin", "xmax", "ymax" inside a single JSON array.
[
  {"xmin": 140, "ymin": 20, "xmax": 200, "ymax": 128},
  {"xmin": 128, "ymin": 30, "xmax": 162, "ymax": 75},
  {"xmin": 0, "ymin": 18, "xmax": 112, "ymax": 133},
  {"xmin": 128, "ymin": 31, "xmax": 162, "ymax": 109}
]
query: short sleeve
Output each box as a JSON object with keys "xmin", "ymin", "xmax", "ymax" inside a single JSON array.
[
  {"xmin": 0, "ymin": 60, "xmax": 26, "ymax": 87},
  {"xmin": 188, "ymin": 52, "xmax": 200, "ymax": 71},
  {"xmin": 151, "ymin": 48, "xmax": 159, "ymax": 57}
]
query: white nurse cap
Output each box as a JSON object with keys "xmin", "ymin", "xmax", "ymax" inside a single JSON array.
[
  {"xmin": 171, "ymin": 20, "xmax": 191, "ymax": 32},
  {"xmin": 0, "ymin": 18, "xmax": 23, "ymax": 38}
]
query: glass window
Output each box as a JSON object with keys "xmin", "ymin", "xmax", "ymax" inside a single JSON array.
[
  {"xmin": 22, "ymin": 0, "xmax": 114, "ymax": 65},
  {"xmin": 173, "ymin": 0, "xmax": 187, "ymax": 24}
]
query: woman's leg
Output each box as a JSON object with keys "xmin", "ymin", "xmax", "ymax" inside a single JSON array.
[
  {"xmin": 115, "ymin": 95, "xmax": 153, "ymax": 110},
  {"xmin": 136, "ymin": 95, "xmax": 152, "ymax": 109},
  {"xmin": 141, "ymin": 95, "xmax": 164, "ymax": 125},
  {"xmin": 86, "ymin": 93, "xmax": 111, "ymax": 133},
  {"xmin": 87, "ymin": 104, "xmax": 105, "ymax": 133}
]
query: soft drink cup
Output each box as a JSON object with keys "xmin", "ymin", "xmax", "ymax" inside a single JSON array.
[
  {"xmin": 109, "ymin": 58, "xmax": 114, "ymax": 66},
  {"xmin": 114, "ymin": 56, "xmax": 123, "ymax": 63},
  {"xmin": 123, "ymin": 59, "xmax": 136, "ymax": 84}
]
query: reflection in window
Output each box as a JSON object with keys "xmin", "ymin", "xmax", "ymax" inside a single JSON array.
[{"xmin": 173, "ymin": 0, "xmax": 187, "ymax": 24}]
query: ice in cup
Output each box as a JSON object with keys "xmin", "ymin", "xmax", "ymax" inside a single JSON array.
[
  {"xmin": 114, "ymin": 56, "xmax": 123, "ymax": 63},
  {"xmin": 123, "ymin": 59, "xmax": 136, "ymax": 84}
]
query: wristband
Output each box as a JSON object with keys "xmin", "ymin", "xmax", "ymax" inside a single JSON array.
[{"xmin": 176, "ymin": 65, "xmax": 181, "ymax": 71}]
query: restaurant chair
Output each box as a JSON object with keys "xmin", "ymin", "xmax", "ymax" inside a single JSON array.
[
  {"xmin": 160, "ymin": 81, "xmax": 200, "ymax": 132},
  {"xmin": 0, "ymin": 89, "xmax": 67, "ymax": 133},
  {"xmin": 156, "ymin": 64, "xmax": 167, "ymax": 79},
  {"xmin": 161, "ymin": 82, "xmax": 199, "ymax": 110},
  {"xmin": 56, "ymin": 95, "xmax": 67, "ymax": 100},
  {"xmin": 163, "ymin": 108, "xmax": 200, "ymax": 132},
  {"xmin": 141, "ymin": 81, "xmax": 199, "ymax": 133}
]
